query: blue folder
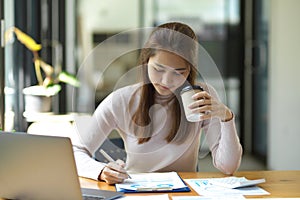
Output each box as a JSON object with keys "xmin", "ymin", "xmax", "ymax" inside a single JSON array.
[{"xmin": 116, "ymin": 185, "xmax": 190, "ymax": 193}]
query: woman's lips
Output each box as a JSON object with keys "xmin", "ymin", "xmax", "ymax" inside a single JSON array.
[{"xmin": 157, "ymin": 84, "xmax": 171, "ymax": 91}]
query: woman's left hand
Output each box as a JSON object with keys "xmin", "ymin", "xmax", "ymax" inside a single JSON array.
[{"xmin": 189, "ymin": 90, "xmax": 233, "ymax": 122}]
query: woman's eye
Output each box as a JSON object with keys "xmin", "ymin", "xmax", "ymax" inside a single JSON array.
[{"xmin": 173, "ymin": 71, "xmax": 183, "ymax": 76}]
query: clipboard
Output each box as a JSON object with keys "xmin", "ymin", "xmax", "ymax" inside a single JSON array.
[{"xmin": 115, "ymin": 172, "xmax": 190, "ymax": 193}]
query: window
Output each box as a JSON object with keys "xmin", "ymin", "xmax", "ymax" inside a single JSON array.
[{"xmin": 1, "ymin": 0, "xmax": 76, "ymax": 132}]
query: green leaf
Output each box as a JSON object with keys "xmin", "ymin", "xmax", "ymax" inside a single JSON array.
[
  {"xmin": 46, "ymin": 84, "xmax": 62, "ymax": 96},
  {"xmin": 58, "ymin": 71, "xmax": 80, "ymax": 87}
]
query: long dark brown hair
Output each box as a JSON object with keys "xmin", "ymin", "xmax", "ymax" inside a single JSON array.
[{"xmin": 130, "ymin": 22, "xmax": 199, "ymax": 144}]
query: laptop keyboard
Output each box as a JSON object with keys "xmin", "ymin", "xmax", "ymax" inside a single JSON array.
[
  {"xmin": 82, "ymin": 195, "xmax": 105, "ymax": 200},
  {"xmin": 81, "ymin": 187, "xmax": 123, "ymax": 200}
]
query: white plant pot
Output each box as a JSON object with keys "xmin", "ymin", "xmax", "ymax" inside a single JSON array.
[{"xmin": 23, "ymin": 86, "xmax": 55, "ymax": 113}]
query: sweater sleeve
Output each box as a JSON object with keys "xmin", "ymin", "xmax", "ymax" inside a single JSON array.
[
  {"xmin": 200, "ymin": 84, "xmax": 243, "ymax": 175},
  {"xmin": 72, "ymin": 92, "xmax": 119, "ymax": 180},
  {"xmin": 204, "ymin": 115, "xmax": 243, "ymax": 175}
]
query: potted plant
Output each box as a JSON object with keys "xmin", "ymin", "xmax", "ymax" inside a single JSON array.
[{"xmin": 6, "ymin": 27, "xmax": 80, "ymax": 113}]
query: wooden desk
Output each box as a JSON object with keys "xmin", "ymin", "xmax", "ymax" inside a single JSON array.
[{"xmin": 79, "ymin": 170, "xmax": 300, "ymax": 198}]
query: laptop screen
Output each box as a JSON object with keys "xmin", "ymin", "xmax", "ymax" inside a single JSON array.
[{"xmin": 0, "ymin": 131, "xmax": 123, "ymax": 200}]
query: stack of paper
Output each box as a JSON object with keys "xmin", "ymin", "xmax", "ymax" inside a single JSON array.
[
  {"xmin": 184, "ymin": 177, "xmax": 269, "ymax": 196},
  {"xmin": 208, "ymin": 176, "xmax": 266, "ymax": 189}
]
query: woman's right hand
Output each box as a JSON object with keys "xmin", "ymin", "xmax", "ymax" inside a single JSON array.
[{"xmin": 98, "ymin": 160, "xmax": 129, "ymax": 184}]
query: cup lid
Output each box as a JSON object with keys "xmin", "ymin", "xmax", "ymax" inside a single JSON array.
[{"xmin": 180, "ymin": 85, "xmax": 203, "ymax": 94}]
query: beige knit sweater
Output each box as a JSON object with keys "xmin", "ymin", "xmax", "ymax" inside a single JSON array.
[{"xmin": 72, "ymin": 83, "xmax": 242, "ymax": 180}]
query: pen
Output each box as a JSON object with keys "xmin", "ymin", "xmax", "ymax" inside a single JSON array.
[{"xmin": 99, "ymin": 149, "xmax": 131, "ymax": 179}]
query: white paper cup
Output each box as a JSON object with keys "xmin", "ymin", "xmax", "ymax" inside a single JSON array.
[{"xmin": 180, "ymin": 85, "xmax": 204, "ymax": 122}]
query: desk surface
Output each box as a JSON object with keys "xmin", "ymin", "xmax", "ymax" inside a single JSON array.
[{"xmin": 79, "ymin": 170, "xmax": 300, "ymax": 198}]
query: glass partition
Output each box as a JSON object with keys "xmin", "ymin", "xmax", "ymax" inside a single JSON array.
[{"xmin": 76, "ymin": 1, "xmax": 242, "ymax": 135}]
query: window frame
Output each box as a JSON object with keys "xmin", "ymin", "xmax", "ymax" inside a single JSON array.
[{"xmin": 0, "ymin": 0, "xmax": 5, "ymax": 130}]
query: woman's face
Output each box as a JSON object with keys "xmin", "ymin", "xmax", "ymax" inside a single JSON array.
[{"xmin": 148, "ymin": 50, "xmax": 190, "ymax": 96}]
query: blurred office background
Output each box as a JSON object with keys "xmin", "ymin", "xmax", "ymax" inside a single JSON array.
[{"xmin": 0, "ymin": 0, "xmax": 299, "ymax": 171}]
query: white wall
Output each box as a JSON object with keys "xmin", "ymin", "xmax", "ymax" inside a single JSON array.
[{"xmin": 268, "ymin": 0, "xmax": 300, "ymax": 170}]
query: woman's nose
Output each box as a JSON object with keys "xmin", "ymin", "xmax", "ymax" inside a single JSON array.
[{"xmin": 161, "ymin": 72, "xmax": 173, "ymax": 86}]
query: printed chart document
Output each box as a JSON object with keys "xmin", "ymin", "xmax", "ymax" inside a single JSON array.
[
  {"xmin": 184, "ymin": 178, "xmax": 270, "ymax": 196},
  {"xmin": 208, "ymin": 176, "xmax": 266, "ymax": 189},
  {"xmin": 115, "ymin": 172, "xmax": 190, "ymax": 193},
  {"xmin": 172, "ymin": 195, "xmax": 246, "ymax": 200},
  {"xmin": 173, "ymin": 197, "xmax": 300, "ymax": 200}
]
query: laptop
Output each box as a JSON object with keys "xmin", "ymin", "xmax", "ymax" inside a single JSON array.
[{"xmin": 0, "ymin": 131, "xmax": 123, "ymax": 200}]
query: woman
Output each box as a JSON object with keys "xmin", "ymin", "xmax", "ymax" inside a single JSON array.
[{"xmin": 73, "ymin": 22, "xmax": 242, "ymax": 184}]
